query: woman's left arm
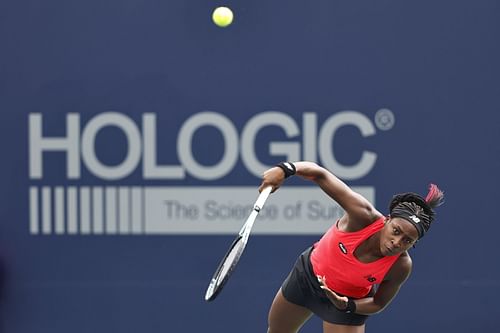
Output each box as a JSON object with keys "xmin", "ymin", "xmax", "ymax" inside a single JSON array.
[
  {"xmin": 354, "ymin": 255, "xmax": 413, "ymax": 315},
  {"xmin": 318, "ymin": 255, "xmax": 412, "ymax": 315}
]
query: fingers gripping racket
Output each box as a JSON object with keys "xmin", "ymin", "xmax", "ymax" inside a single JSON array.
[{"xmin": 205, "ymin": 186, "xmax": 272, "ymax": 302}]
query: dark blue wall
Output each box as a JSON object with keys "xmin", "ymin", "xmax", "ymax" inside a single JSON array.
[{"xmin": 0, "ymin": 1, "xmax": 499, "ymax": 332}]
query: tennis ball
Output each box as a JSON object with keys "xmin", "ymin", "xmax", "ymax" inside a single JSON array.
[{"xmin": 212, "ymin": 7, "xmax": 233, "ymax": 28}]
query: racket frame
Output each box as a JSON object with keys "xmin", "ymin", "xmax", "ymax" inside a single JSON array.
[{"xmin": 204, "ymin": 187, "xmax": 272, "ymax": 301}]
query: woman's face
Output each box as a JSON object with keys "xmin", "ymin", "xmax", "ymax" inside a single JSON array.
[{"xmin": 379, "ymin": 217, "xmax": 419, "ymax": 256}]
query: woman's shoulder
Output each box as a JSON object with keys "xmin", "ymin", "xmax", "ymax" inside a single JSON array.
[
  {"xmin": 397, "ymin": 252, "xmax": 413, "ymax": 267},
  {"xmin": 385, "ymin": 252, "xmax": 413, "ymax": 283},
  {"xmin": 339, "ymin": 210, "xmax": 385, "ymax": 232}
]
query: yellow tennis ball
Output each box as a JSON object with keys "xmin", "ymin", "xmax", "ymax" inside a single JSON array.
[{"xmin": 212, "ymin": 7, "xmax": 233, "ymax": 28}]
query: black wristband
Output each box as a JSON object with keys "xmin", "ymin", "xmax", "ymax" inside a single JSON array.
[
  {"xmin": 276, "ymin": 162, "xmax": 296, "ymax": 178},
  {"xmin": 344, "ymin": 298, "xmax": 357, "ymax": 313}
]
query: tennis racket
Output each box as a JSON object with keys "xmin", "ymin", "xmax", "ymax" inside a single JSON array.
[{"xmin": 204, "ymin": 186, "xmax": 273, "ymax": 302}]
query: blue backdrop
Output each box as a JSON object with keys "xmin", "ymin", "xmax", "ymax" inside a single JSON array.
[{"xmin": 0, "ymin": 1, "xmax": 499, "ymax": 332}]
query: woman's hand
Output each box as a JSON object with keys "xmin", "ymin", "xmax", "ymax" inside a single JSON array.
[
  {"xmin": 259, "ymin": 166, "xmax": 286, "ymax": 193},
  {"xmin": 317, "ymin": 275, "xmax": 349, "ymax": 311}
]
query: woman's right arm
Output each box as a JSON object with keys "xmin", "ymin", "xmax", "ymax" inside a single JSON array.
[{"xmin": 259, "ymin": 161, "xmax": 381, "ymax": 227}]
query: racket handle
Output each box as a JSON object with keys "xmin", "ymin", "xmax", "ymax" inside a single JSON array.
[{"xmin": 255, "ymin": 186, "xmax": 272, "ymax": 211}]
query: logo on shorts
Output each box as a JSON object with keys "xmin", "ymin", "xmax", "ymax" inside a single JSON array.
[{"xmin": 338, "ymin": 242, "xmax": 348, "ymax": 254}]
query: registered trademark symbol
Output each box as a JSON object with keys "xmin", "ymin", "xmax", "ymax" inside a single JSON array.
[{"xmin": 374, "ymin": 109, "xmax": 395, "ymax": 131}]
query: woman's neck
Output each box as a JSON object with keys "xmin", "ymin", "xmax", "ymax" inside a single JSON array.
[{"xmin": 355, "ymin": 231, "xmax": 384, "ymax": 262}]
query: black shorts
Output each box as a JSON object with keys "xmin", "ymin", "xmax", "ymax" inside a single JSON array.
[{"xmin": 281, "ymin": 247, "xmax": 374, "ymax": 326}]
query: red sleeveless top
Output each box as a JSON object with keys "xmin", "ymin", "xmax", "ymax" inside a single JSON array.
[{"xmin": 310, "ymin": 217, "xmax": 400, "ymax": 298}]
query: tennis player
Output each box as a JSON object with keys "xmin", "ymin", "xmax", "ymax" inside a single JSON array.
[{"xmin": 259, "ymin": 161, "xmax": 444, "ymax": 333}]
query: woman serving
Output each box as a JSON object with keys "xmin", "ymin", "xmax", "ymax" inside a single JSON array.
[{"xmin": 260, "ymin": 161, "xmax": 444, "ymax": 333}]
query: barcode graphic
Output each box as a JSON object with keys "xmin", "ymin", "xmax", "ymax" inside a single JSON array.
[
  {"xmin": 29, "ymin": 186, "xmax": 144, "ymax": 235},
  {"xmin": 29, "ymin": 186, "xmax": 375, "ymax": 235}
]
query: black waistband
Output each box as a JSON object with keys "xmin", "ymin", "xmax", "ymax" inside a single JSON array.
[{"xmin": 300, "ymin": 246, "xmax": 328, "ymax": 299}]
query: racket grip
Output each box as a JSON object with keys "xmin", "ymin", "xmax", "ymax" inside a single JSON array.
[{"xmin": 255, "ymin": 186, "xmax": 272, "ymax": 211}]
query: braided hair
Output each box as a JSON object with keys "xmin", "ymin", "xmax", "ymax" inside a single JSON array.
[{"xmin": 389, "ymin": 184, "xmax": 445, "ymax": 239}]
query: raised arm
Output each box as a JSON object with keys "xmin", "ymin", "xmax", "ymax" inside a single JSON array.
[{"xmin": 259, "ymin": 161, "xmax": 381, "ymax": 227}]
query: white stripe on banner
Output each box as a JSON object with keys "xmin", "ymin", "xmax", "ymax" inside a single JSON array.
[
  {"xmin": 131, "ymin": 187, "xmax": 143, "ymax": 234},
  {"xmin": 119, "ymin": 187, "xmax": 130, "ymax": 234},
  {"xmin": 80, "ymin": 187, "xmax": 90, "ymax": 234},
  {"xmin": 93, "ymin": 187, "xmax": 103, "ymax": 234},
  {"xmin": 67, "ymin": 187, "xmax": 77, "ymax": 234},
  {"xmin": 55, "ymin": 187, "xmax": 65, "ymax": 234},
  {"xmin": 42, "ymin": 187, "xmax": 51, "ymax": 234},
  {"xmin": 30, "ymin": 187, "xmax": 39, "ymax": 234},
  {"xmin": 28, "ymin": 186, "xmax": 374, "ymax": 235},
  {"xmin": 105, "ymin": 187, "xmax": 117, "ymax": 234}
]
